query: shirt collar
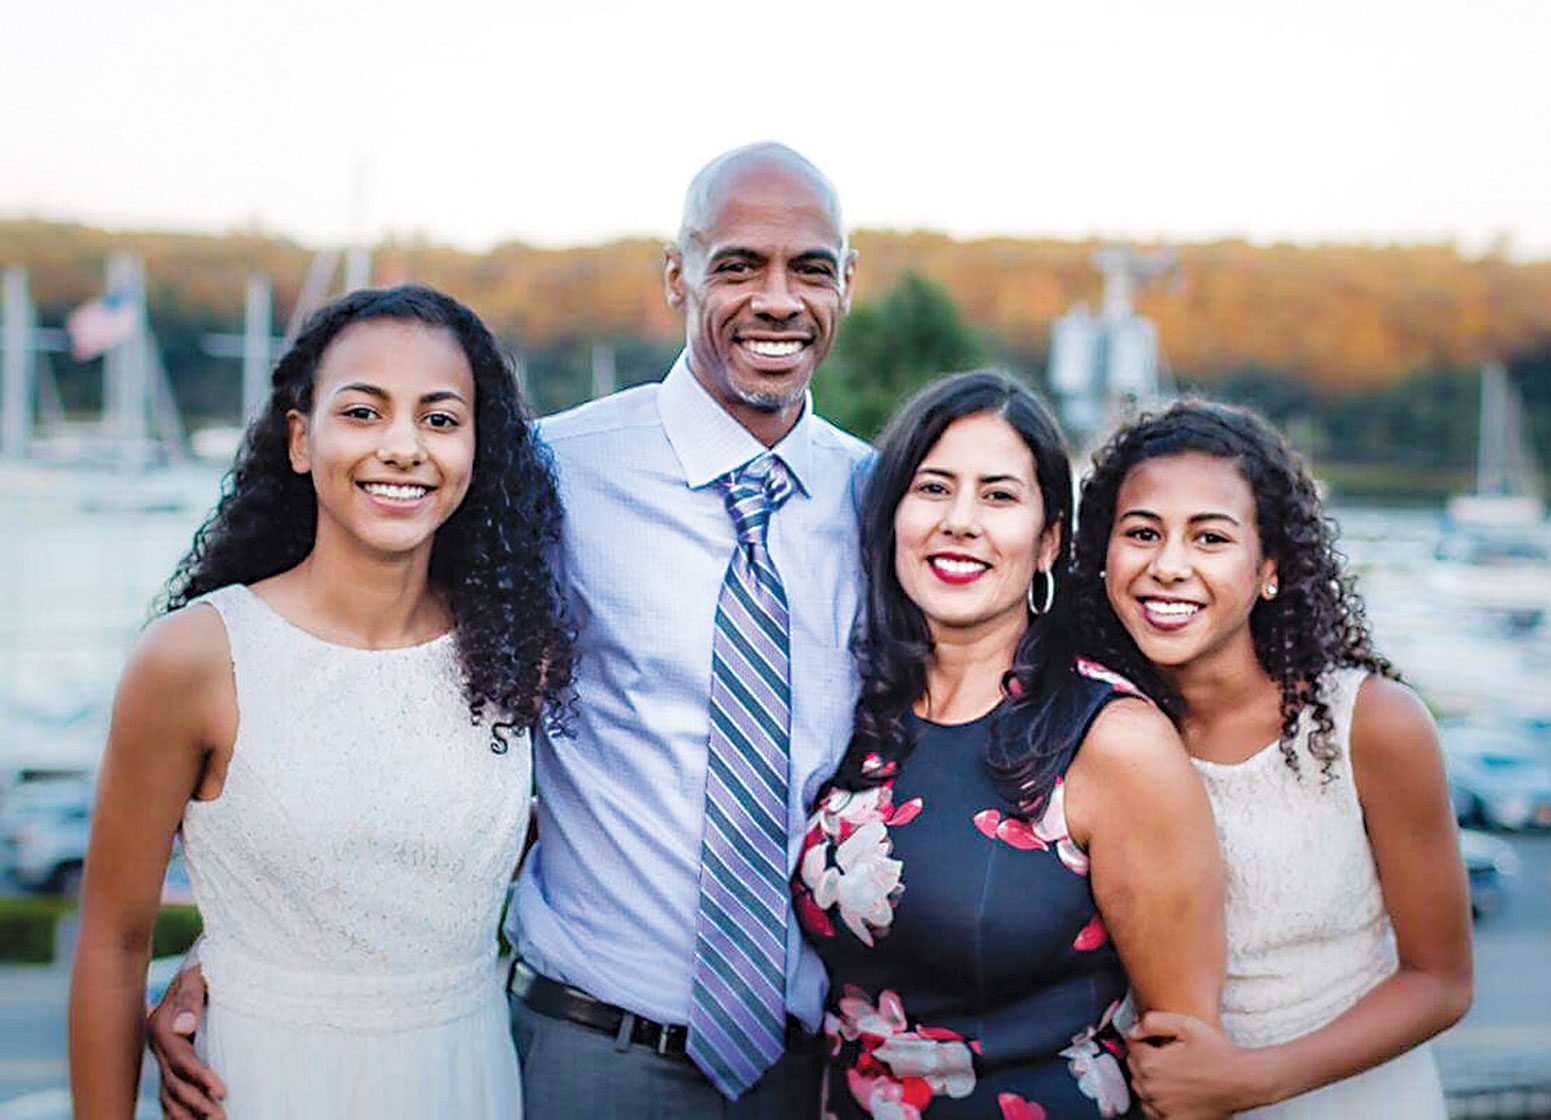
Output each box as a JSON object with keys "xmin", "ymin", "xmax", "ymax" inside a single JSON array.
[{"xmin": 658, "ymin": 351, "xmax": 814, "ymax": 496}]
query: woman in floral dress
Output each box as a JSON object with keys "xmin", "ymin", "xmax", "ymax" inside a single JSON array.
[{"xmin": 795, "ymin": 371, "xmax": 1225, "ymax": 1119}]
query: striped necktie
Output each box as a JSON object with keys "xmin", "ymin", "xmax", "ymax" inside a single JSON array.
[{"xmin": 687, "ymin": 453, "xmax": 797, "ymax": 1099}]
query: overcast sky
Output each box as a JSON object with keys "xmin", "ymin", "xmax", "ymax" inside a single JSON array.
[{"xmin": 4, "ymin": 0, "xmax": 1548, "ymax": 258}]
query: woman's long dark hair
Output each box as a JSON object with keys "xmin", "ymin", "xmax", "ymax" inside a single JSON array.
[
  {"xmin": 833, "ymin": 370, "xmax": 1095, "ymax": 818},
  {"xmin": 1071, "ymin": 399, "xmax": 1394, "ymax": 778},
  {"xmin": 163, "ymin": 284, "xmax": 574, "ymax": 746}
]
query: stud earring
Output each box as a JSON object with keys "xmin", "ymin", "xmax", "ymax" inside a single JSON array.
[{"xmin": 1262, "ymin": 579, "xmax": 1278, "ymax": 601}]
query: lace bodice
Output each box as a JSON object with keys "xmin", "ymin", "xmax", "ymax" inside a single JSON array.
[
  {"xmin": 181, "ymin": 585, "xmax": 531, "ymax": 1030},
  {"xmin": 1193, "ymin": 667, "xmax": 1396, "ymax": 1048}
]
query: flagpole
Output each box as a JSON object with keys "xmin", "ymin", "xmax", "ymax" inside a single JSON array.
[
  {"xmin": 242, "ymin": 273, "xmax": 273, "ymax": 425},
  {"xmin": 2, "ymin": 267, "xmax": 31, "ymax": 462},
  {"xmin": 102, "ymin": 253, "xmax": 148, "ymax": 468}
]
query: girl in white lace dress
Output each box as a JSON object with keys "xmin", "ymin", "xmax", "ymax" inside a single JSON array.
[
  {"xmin": 1071, "ymin": 401, "xmax": 1472, "ymax": 1118},
  {"xmin": 69, "ymin": 286, "xmax": 574, "ymax": 1118}
]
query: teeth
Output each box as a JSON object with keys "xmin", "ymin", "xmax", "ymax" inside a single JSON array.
[
  {"xmin": 1145, "ymin": 600, "xmax": 1199, "ymax": 617},
  {"xmin": 932, "ymin": 557, "xmax": 986, "ymax": 575},
  {"xmin": 744, "ymin": 339, "xmax": 803, "ymax": 357},
  {"xmin": 363, "ymin": 483, "xmax": 428, "ymax": 500}
]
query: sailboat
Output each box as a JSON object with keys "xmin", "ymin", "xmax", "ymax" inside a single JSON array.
[
  {"xmin": 2, "ymin": 245, "xmax": 370, "ymax": 512},
  {"xmin": 1446, "ymin": 361, "xmax": 1544, "ymax": 528},
  {"xmin": 1429, "ymin": 362, "xmax": 1551, "ymax": 629}
]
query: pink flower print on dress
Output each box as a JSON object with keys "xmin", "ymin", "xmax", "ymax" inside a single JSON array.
[
  {"xmin": 844, "ymin": 1073, "xmax": 927, "ymax": 1120},
  {"xmin": 1060, "ymin": 1014, "xmax": 1131, "ymax": 1118},
  {"xmin": 801, "ymin": 818, "xmax": 902, "ymax": 946},
  {"xmin": 972, "ymin": 808, "xmax": 1044, "ymax": 851},
  {"xmin": 872, "ymin": 1031, "xmax": 976, "ymax": 1100},
  {"xmin": 1072, "ymin": 913, "xmax": 1108, "ymax": 951},
  {"xmin": 812, "ymin": 784, "xmax": 921, "ymax": 839},
  {"xmin": 1031, "ymin": 778, "xmax": 1089, "ymax": 875},
  {"xmin": 997, "ymin": 1093, "xmax": 1049, "ymax": 1120},
  {"xmin": 795, "ymin": 784, "xmax": 920, "ymax": 944},
  {"xmin": 793, "ymin": 876, "xmax": 836, "ymax": 939},
  {"xmin": 828, "ymin": 984, "xmax": 909, "ymax": 1043},
  {"xmin": 971, "ymin": 779, "xmax": 1087, "ymax": 874},
  {"xmin": 827, "ymin": 987, "xmax": 978, "ymax": 1116},
  {"xmin": 860, "ymin": 752, "xmax": 899, "ymax": 779},
  {"xmin": 1075, "ymin": 657, "xmax": 1146, "ymax": 698}
]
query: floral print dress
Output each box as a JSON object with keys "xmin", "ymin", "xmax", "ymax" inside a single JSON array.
[{"xmin": 795, "ymin": 666, "xmax": 1138, "ymax": 1119}]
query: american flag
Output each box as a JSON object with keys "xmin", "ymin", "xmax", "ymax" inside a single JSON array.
[{"xmin": 66, "ymin": 292, "xmax": 138, "ymax": 361}]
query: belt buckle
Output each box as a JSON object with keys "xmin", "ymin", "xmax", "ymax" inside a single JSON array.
[{"xmin": 656, "ymin": 1026, "xmax": 673, "ymax": 1057}]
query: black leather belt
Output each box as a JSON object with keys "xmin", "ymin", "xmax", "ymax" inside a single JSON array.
[
  {"xmin": 507, "ymin": 958, "xmax": 813, "ymax": 1060},
  {"xmin": 508, "ymin": 957, "xmax": 691, "ymax": 1057}
]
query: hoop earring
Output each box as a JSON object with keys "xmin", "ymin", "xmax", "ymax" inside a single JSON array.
[{"xmin": 1027, "ymin": 569, "xmax": 1056, "ymax": 616}]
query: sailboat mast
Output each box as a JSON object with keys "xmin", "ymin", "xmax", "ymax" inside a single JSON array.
[
  {"xmin": 1449, "ymin": 362, "xmax": 1544, "ymax": 527},
  {"xmin": 2, "ymin": 267, "xmax": 31, "ymax": 462}
]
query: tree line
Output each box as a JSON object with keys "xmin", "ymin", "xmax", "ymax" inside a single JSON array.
[{"xmin": 4, "ymin": 219, "xmax": 1549, "ymax": 501}]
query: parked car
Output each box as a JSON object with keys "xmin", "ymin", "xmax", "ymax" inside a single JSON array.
[
  {"xmin": 1442, "ymin": 725, "xmax": 1551, "ymax": 831},
  {"xmin": 1, "ymin": 777, "xmax": 93, "ymax": 894},
  {"xmin": 2, "ymin": 778, "xmax": 193, "ymax": 903},
  {"xmin": 1459, "ymin": 826, "xmax": 1518, "ymax": 919}
]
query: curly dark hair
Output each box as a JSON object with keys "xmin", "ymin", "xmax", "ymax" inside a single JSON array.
[
  {"xmin": 1070, "ymin": 399, "xmax": 1395, "ymax": 778},
  {"xmin": 162, "ymin": 284, "xmax": 575, "ymax": 748},
  {"xmin": 833, "ymin": 370, "xmax": 1118, "ymax": 819}
]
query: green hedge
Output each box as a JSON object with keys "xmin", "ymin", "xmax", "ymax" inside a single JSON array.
[
  {"xmin": 150, "ymin": 906, "xmax": 203, "ymax": 959},
  {"xmin": 0, "ymin": 899, "xmax": 203, "ymax": 964},
  {"xmin": 0, "ymin": 897, "xmax": 74, "ymax": 963}
]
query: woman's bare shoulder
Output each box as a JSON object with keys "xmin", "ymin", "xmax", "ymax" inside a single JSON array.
[
  {"xmin": 121, "ymin": 601, "xmax": 231, "ymax": 695},
  {"xmin": 1350, "ymin": 675, "xmax": 1439, "ymax": 769},
  {"xmin": 1080, "ymin": 696, "xmax": 1188, "ymax": 775},
  {"xmin": 1066, "ymin": 695, "xmax": 1199, "ymax": 847}
]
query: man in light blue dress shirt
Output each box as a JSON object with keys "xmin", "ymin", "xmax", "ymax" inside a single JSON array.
[
  {"xmin": 505, "ymin": 142, "xmax": 872, "ymax": 1116},
  {"xmin": 145, "ymin": 142, "xmax": 870, "ymax": 1118}
]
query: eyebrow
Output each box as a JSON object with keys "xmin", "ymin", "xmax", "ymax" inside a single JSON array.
[
  {"xmin": 1119, "ymin": 507, "xmax": 1242, "ymax": 526},
  {"xmin": 709, "ymin": 247, "xmax": 841, "ymax": 268},
  {"xmin": 918, "ymin": 466, "xmax": 1026, "ymax": 485},
  {"xmin": 709, "ymin": 247, "xmax": 765, "ymax": 265},
  {"xmin": 791, "ymin": 249, "xmax": 841, "ymax": 268},
  {"xmin": 332, "ymin": 382, "xmax": 468, "ymax": 405}
]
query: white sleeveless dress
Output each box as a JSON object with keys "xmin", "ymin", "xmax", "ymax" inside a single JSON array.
[
  {"xmin": 180, "ymin": 585, "xmax": 528, "ymax": 1118},
  {"xmin": 1192, "ymin": 666, "xmax": 1446, "ymax": 1118}
]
